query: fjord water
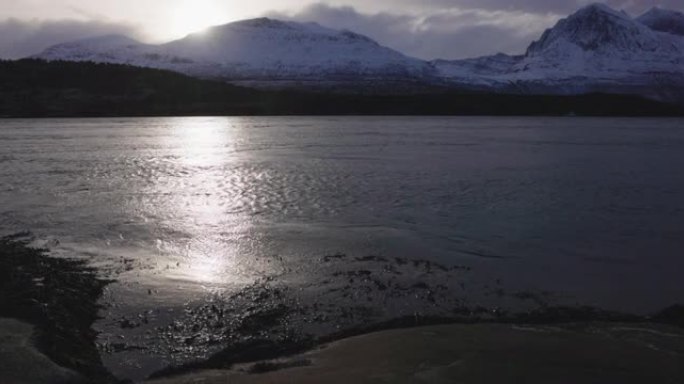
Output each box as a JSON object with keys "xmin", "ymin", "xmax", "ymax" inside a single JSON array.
[
  {"xmin": 2, "ymin": 117, "xmax": 684, "ymax": 376},
  {"xmin": 2, "ymin": 116, "xmax": 684, "ymax": 306}
]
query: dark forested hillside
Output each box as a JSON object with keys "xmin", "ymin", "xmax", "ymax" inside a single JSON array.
[
  {"xmin": 0, "ymin": 59, "xmax": 265, "ymax": 116},
  {"xmin": 0, "ymin": 59, "xmax": 682, "ymax": 117}
]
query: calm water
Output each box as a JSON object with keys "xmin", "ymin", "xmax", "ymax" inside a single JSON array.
[{"xmin": 2, "ymin": 116, "xmax": 684, "ymax": 377}]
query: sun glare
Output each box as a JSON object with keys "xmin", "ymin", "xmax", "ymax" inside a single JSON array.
[{"xmin": 169, "ymin": 0, "xmax": 229, "ymax": 38}]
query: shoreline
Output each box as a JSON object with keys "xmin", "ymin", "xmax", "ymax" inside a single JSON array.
[
  {"xmin": 1, "ymin": 234, "xmax": 684, "ymax": 383},
  {"xmin": 146, "ymin": 321, "xmax": 684, "ymax": 384},
  {"xmin": 147, "ymin": 305, "xmax": 684, "ymax": 381}
]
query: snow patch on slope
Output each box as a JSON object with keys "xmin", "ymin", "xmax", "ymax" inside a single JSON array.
[
  {"xmin": 35, "ymin": 17, "xmax": 435, "ymax": 86},
  {"xmin": 32, "ymin": 5, "xmax": 684, "ymax": 101},
  {"xmin": 433, "ymin": 3, "xmax": 684, "ymax": 100}
]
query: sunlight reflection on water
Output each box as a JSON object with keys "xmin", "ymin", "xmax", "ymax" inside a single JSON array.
[
  {"xmin": 3, "ymin": 116, "xmax": 684, "ymax": 310},
  {"xmin": 171, "ymin": 117, "xmax": 231, "ymax": 167},
  {"xmin": 159, "ymin": 118, "xmax": 248, "ymax": 285},
  {"xmin": 4, "ymin": 116, "xmax": 684, "ymax": 380}
]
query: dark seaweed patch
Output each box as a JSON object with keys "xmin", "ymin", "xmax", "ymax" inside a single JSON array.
[
  {"xmin": 0, "ymin": 234, "xmax": 118, "ymax": 383},
  {"xmin": 247, "ymin": 358, "xmax": 312, "ymax": 374}
]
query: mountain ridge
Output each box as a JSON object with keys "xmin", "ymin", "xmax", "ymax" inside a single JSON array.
[
  {"xmin": 31, "ymin": 3, "xmax": 684, "ymax": 102},
  {"xmin": 433, "ymin": 3, "xmax": 684, "ymax": 101},
  {"xmin": 35, "ymin": 17, "xmax": 435, "ymax": 90},
  {"xmin": 3, "ymin": 59, "xmax": 681, "ymax": 117}
]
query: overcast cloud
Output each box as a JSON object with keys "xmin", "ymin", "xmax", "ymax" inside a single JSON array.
[
  {"xmin": 1, "ymin": 0, "xmax": 682, "ymax": 60},
  {"xmin": 386, "ymin": 0, "xmax": 684, "ymax": 14},
  {"xmin": 268, "ymin": 3, "xmax": 560, "ymax": 59}
]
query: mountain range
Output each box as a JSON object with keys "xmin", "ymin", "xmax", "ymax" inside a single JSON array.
[{"xmin": 32, "ymin": 3, "xmax": 684, "ymax": 102}]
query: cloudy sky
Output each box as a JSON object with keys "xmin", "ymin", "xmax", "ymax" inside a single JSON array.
[{"xmin": 1, "ymin": 0, "xmax": 682, "ymax": 60}]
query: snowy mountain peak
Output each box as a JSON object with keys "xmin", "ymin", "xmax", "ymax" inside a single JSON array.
[
  {"xmin": 160, "ymin": 17, "xmax": 421, "ymax": 65},
  {"xmin": 30, "ymin": 7, "xmax": 684, "ymax": 101},
  {"xmin": 194, "ymin": 17, "xmax": 377, "ymax": 45},
  {"xmin": 526, "ymin": 3, "xmax": 659, "ymax": 55},
  {"xmin": 226, "ymin": 17, "xmax": 297, "ymax": 30},
  {"xmin": 35, "ymin": 17, "xmax": 433, "ymax": 87},
  {"xmin": 576, "ymin": 3, "xmax": 629, "ymax": 19},
  {"xmin": 637, "ymin": 7, "xmax": 684, "ymax": 36},
  {"xmin": 207, "ymin": 18, "xmax": 332, "ymax": 36},
  {"xmin": 433, "ymin": 3, "xmax": 684, "ymax": 103}
]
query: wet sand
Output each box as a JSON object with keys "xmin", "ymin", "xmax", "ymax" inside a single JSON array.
[
  {"xmin": 0, "ymin": 318, "xmax": 85, "ymax": 384},
  {"xmin": 2, "ymin": 234, "xmax": 684, "ymax": 383},
  {"xmin": 148, "ymin": 322, "xmax": 684, "ymax": 384}
]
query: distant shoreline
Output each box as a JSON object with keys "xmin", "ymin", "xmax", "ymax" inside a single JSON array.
[{"xmin": 1, "ymin": 60, "xmax": 682, "ymax": 118}]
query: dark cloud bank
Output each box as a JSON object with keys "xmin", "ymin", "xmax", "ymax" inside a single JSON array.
[
  {"xmin": 394, "ymin": 0, "xmax": 684, "ymax": 14},
  {"xmin": 269, "ymin": 3, "xmax": 557, "ymax": 59}
]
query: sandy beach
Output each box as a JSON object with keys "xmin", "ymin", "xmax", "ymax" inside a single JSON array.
[
  {"xmin": 149, "ymin": 322, "xmax": 684, "ymax": 384},
  {"xmin": 5, "ymin": 317, "xmax": 684, "ymax": 384}
]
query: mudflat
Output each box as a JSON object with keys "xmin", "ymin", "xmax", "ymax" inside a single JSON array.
[
  {"xmin": 0, "ymin": 318, "xmax": 85, "ymax": 384},
  {"xmin": 148, "ymin": 322, "xmax": 684, "ymax": 384}
]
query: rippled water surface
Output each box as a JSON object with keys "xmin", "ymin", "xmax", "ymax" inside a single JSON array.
[{"xmin": 2, "ymin": 116, "xmax": 684, "ymax": 378}]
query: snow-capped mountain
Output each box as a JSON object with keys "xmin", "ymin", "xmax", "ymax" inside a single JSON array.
[
  {"xmin": 35, "ymin": 18, "xmax": 435, "ymax": 89},
  {"xmin": 433, "ymin": 3, "xmax": 684, "ymax": 101},
  {"xmin": 638, "ymin": 7, "xmax": 684, "ymax": 36},
  {"xmin": 33, "ymin": 4, "xmax": 684, "ymax": 101}
]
